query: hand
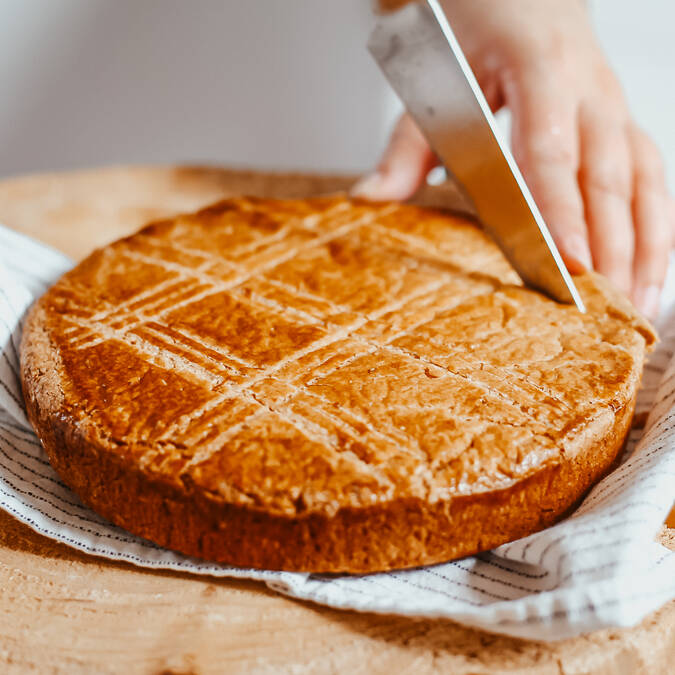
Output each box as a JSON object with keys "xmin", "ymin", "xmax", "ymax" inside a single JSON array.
[{"xmin": 354, "ymin": 0, "xmax": 673, "ymax": 318}]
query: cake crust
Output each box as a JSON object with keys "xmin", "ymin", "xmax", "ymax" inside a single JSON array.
[{"xmin": 20, "ymin": 197, "xmax": 656, "ymax": 572}]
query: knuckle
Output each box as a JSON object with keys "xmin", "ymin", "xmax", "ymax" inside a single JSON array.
[
  {"xmin": 522, "ymin": 135, "xmax": 576, "ymax": 168},
  {"xmin": 638, "ymin": 226, "xmax": 668, "ymax": 255},
  {"xmin": 602, "ymin": 228, "xmax": 635, "ymax": 262},
  {"xmin": 595, "ymin": 65, "xmax": 625, "ymax": 102},
  {"xmin": 531, "ymin": 33, "xmax": 575, "ymax": 76},
  {"xmin": 635, "ymin": 133, "xmax": 666, "ymax": 183},
  {"xmin": 639, "ymin": 222, "xmax": 671, "ymax": 259},
  {"xmin": 536, "ymin": 199, "xmax": 583, "ymax": 228},
  {"xmin": 581, "ymin": 160, "xmax": 632, "ymax": 199},
  {"xmin": 606, "ymin": 249, "xmax": 634, "ymax": 272}
]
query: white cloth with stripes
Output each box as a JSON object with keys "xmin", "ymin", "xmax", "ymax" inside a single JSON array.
[{"xmin": 0, "ymin": 223, "xmax": 673, "ymax": 641}]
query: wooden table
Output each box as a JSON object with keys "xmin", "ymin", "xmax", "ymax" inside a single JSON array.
[{"xmin": 0, "ymin": 165, "xmax": 673, "ymax": 674}]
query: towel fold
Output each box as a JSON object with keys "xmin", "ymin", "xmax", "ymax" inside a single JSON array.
[{"xmin": 0, "ymin": 222, "xmax": 672, "ymax": 641}]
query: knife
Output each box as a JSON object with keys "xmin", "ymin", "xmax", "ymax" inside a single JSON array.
[{"xmin": 368, "ymin": 0, "xmax": 585, "ymax": 311}]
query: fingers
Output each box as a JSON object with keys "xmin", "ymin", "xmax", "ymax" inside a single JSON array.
[
  {"xmin": 629, "ymin": 127, "xmax": 671, "ymax": 318},
  {"xmin": 578, "ymin": 106, "xmax": 635, "ymax": 296},
  {"xmin": 503, "ymin": 67, "xmax": 591, "ymax": 274},
  {"xmin": 578, "ymin": 112, "xmax": 669, "ymax": 317},
  {"xmin": 355, "ymin": 70, "xmax": 670, "ymax": 321},
  {"xmin": 351, "ymin": 114, "xmax": 437, "ymax": 201}
]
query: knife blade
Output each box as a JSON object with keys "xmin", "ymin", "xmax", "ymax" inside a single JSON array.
[{"xmin": 368, "ymin": 0, "xmax": 585, "ymax": 311}]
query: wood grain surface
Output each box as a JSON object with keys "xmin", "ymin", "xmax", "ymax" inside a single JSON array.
[{"xmin": 0, "ymin": 165, "xmax": 672, "ymax": 674}]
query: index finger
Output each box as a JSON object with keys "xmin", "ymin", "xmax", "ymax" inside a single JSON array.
[{"xmin": 502, "ymin": 67, "xmax": 590, "ymax": 274}]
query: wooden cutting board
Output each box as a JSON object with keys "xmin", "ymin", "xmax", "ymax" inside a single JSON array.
[{"xmin": 0, "ymin": 165, "xmax": 672, "ymax": 674}]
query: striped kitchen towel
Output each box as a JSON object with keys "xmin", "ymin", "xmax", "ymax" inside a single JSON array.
[{"xmin": 0, "ymin": 222, "xmax": 673, "ymax": 641}]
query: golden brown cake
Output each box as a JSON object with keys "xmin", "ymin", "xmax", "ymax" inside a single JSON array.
[{"xmin": 20, "ymin": 196, "xmax": 656, "ymax": 573}]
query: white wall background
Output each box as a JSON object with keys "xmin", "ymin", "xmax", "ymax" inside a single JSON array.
[
  {"xmin": 0, "ymin": 0, "xmax": 672, "ymax": 190},
  {"xmin": 0, "ymin": 0, "xmax": 397, "ymax": 176},
  {"xmin": 591, "ymin": 0, "xmax": 675, "ymax": 192}
]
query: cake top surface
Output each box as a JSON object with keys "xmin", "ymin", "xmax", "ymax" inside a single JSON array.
[{"xmin": 28, "ymin": 196, "xmax": 656, "ymax": 517}]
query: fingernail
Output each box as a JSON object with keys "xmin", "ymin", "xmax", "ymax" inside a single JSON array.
[
  {"xmin": 565, "ymin": 234, "xmax": 593, "ymax": 272},
  {"xmin": 633, "ymin": 284, "xmax": 661, "ymax": 320},
  {"xmin": 350, "ymin": 172, "xmax": 386, "ymax": 199}
]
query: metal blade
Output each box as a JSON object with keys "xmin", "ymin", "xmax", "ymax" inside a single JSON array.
[{"xmin": 368, "ymin": 0, "xmax": 585, "ymax": 311}]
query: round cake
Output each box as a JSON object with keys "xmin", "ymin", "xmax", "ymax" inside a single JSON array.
[{"xmin": 21, "ymin": 196, "xmax": 656, "ymax": 572}]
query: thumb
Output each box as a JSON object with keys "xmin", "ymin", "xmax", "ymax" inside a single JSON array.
[{"xmin": 352, "ymin": 114, "xmax": 437, "ymax": 201}]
